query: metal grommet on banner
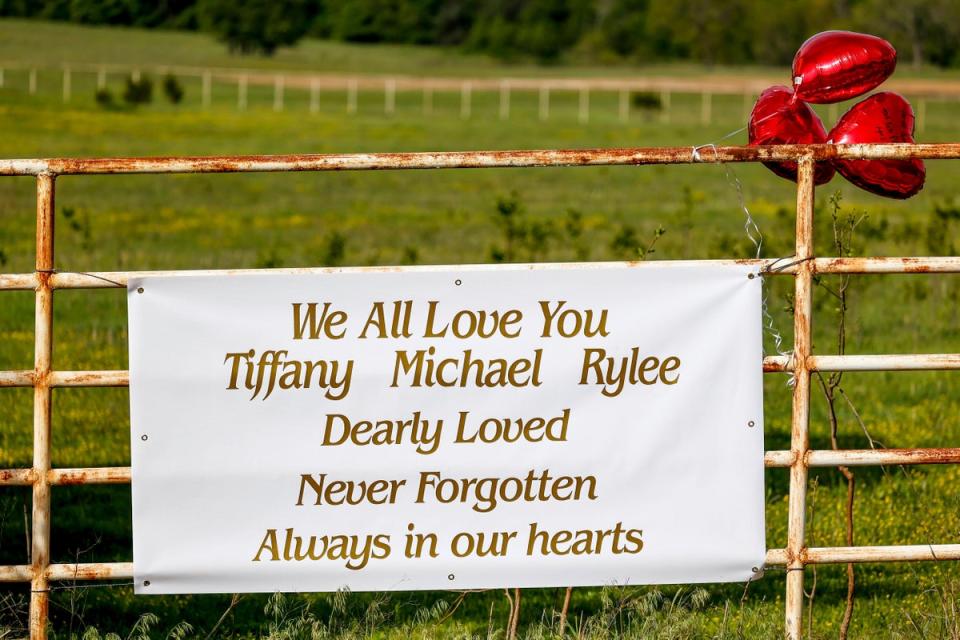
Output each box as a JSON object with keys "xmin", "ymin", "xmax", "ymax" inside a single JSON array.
[
  {"xmin": 447, "ymin": 573, "xmax": 455, "ymax": 581},
  {"xmin": 454, "ymin": 279, "xmax": 462, "ymax": 286},
  {"xmin": 143, "ymin": 580, "xmax": 150, "ymax": 587},
  {"xmin": 141, "ymin": 434, "xmax": 148, "ymax": 441},
  {"xmin": 137, "ymin": 287, "xmax": 144, "ymax": 294},
  {"xmin": 748, "ymin": 420, "xmax": 756, "ymax": 428}
]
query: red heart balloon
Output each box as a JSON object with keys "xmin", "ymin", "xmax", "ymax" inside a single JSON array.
[
  {"xmin": 828, "ymin": 91, "xmax": 925, "ymax": 199},
  {"xmin": 792, "ymin": 31, "xmax": 896, "ymax": 104},
  {"xmin": 748, "ymin": 85, "xmax": 835, "ymax": 185}
]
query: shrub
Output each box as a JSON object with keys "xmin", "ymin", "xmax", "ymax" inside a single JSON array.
[
  {"xmin": 122, "ymin": 75, "xmax": 152, "ymax": 106},
  {"xmin": 94, "ymin": 88, "xmax": 114, "ymax": 109},
  {"xmin": 197, "ymin": 0, "xmax": 312, "ymax": 56},
  {"xmin": 489, "ymin": 192, "xmax": 524, "ymax": 263},
  {"xmin": 401, "ymin": 246, "xmax": 419, "ymax": 265},
  {"xmin": 162, "ymin": 73, "xmax": 184, "ymax": 104},
  {"xmin": 631, "ymin": 91, "xmax": 662, "ymax": 110},
  {"xmin": 610, "ymin": 223, "xmax": 639, "ymax": 258},
  {"xmin": 322, "ymin": 231, "xmax": 347, "ymax": 266}
]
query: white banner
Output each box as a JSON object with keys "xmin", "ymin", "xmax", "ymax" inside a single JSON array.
[{"xmin": 128, "ymin": 263, "xmax": 765, "ymax": 594}]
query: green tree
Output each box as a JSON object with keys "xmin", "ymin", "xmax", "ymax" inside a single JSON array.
[
  {"xmin": 197, "ymin": 0, "xmax": 314, "ymax": 55},
  {"xmin": 521, "ymin": 0, "xmax": 595, "ymax": 61},
  {"xmin": 601, "ymin": 0, "xmax": 649, "ymax": 57},
  {"xmin": 432, "ymin": 0, "xmax": 476, "ymax": 44},
  {"xmin": 852, "ymin": 0, "xmax": 960, "ymax": 68},
  {"xmin": 327, "ymin": 0, "xmax": 430, "ymax": 43},
  {"xmin": 67, "ymin": 0, "xmax": 134, "ymax": 24},
  {"xmin": 645, "ymin": 0, "xmax": 752, "ymax": 65},
  {"xmin": 467, "ymin": 13, "xmax": 518, "ymax": 59},
  {"xmin": 746, "ymin": 0, "xmax": 826, "ymax": 66},
  {"xmin": 468, "ymin": 0, "xmax": 595, "ymax": 62}
]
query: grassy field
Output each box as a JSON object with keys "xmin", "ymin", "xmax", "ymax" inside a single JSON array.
[
  {"xmin": 1, "ymin": 18, "xmax": 960, "ymax": 639},
  {"xmin": 0, "ymin": 18, "xmax": 787, "ymax": 79}
]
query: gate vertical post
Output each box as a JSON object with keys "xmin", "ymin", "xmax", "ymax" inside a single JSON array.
[
  {"xmin": 30, "ymin": 173, "xmax": 55, "ymax": 640},
  {"xmin": 784, "ymin": 156, "xmax": 815, "ymax": 638}
]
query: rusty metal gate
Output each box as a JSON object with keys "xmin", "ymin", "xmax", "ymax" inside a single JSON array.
[{"xmin": 1, "ymin": 144, "xmax": 959, "ymax": 639}]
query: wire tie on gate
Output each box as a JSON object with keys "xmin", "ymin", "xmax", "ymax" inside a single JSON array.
[
  {"xmin": 35, "ymin": 268, "xmax": 125, "ymax": 288},
  {"xmin": 691, "ymin": 143, "xmax": 719, "ymax": 164},
  {"xmin": 759, "ymin": 565, "xmax": 787, "ymax": 573},
  {"xmin": 32, "ymin": 580, "xmax": 136, "ymax": 593},
  {"xmin": 760, "ymin": 256, "xmax": 794, "ymax": 274},
  {"xmin": 760, "ymin": 255, "xmax": 815, "ymax": 275},
  {"xmin": 785, "ymin": 350, "xmax": 797, "ymax": 374}
]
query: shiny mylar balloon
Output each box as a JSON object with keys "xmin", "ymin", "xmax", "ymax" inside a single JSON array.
[
  {"xmin": 828, "ymin": 92, "xmax": 925, "ymax": 199},
  {"xmin": 792, "ymin": 31, "xmax": 897, "ymax": 104},
  {"xmin": 748, "ymin": 85, "xmax": 835, "ymax": 185}
]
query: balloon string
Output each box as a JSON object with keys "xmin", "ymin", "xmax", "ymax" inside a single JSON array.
[
  {"xmin": 690, "ymin": 106, "xmax": 796, "ymax": 383},
  {"xmin": 691, "ymin": 103, "xmax": 790, "ymax": 158}
]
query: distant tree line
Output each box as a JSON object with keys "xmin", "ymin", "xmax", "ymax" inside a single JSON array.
[{"xmin": 2, "ymin": 0, "xmax": 960, "ymax": 67}]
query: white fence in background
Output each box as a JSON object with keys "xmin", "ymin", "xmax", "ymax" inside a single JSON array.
[{"xmin": 1, "ymin": 61, "xmax": 955, "ymax": 130}]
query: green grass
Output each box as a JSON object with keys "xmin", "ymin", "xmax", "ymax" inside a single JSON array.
[
  {"xmin": 1, "ymin": 18, "xmax": 960, "ymax": 640},
  {"xmin": 0, "ymin": 17, "xmax": 756, "ymax": 78}
]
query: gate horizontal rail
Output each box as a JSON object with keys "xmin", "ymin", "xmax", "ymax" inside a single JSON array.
[
  {"xmin": 1, "ymin": 143, "xmax": 960, "ymax": 176},
  {"xmin": 0, "ymin": 256, "xmax": 959, "ymax": 291},
  {"xmin": 0, "ymin": 142, "xmax": 958, "ymax": 640},
  {"xmin": 2, "ymin": 351, "xmax": 960, "ymax": 389}
]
